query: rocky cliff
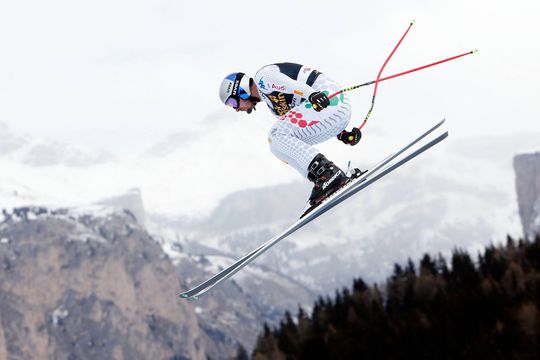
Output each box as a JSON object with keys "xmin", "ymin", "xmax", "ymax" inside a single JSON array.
[
  {"xmin": 514, "ymin": 151, "xmax": 540, "ymax": 239},
  {"xmin": 0, "ymin": 205, "xmax": 314, "ymax": 359},
  {"xmin": 0, "ymin": 206, "xmax": 205, "ymax": 360}
]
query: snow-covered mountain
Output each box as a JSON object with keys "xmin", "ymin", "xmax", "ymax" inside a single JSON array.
[
  {"xmin": 0, "ymin": 206, "xmax": 207, "ymax": 360},
  {"xmin": 0, "ymin": 205, "xmax": 316, "ymax": 359},
  {"xmin": 0, "ymin": 122, "xmax": 113, "ymax": 167},
  {"xmin": 0, "ymin": 121, "xmax": 124, "ymax": 210},
  {"xmin": 169, "ymin": 132, "xmax": 540, "ymax": 294},
  {"xmin": 2, "ymin": 120, "xmax": 539, "ymax": 299},
  {"xmin": 0, "ymin": 117, "xmax": 293, "ymax": 217},
  {"xmin": 0, "ymin": 123, "xmax": 316, "ymax": 357}
]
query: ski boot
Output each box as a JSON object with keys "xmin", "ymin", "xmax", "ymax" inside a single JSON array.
[{"xmin": 307, "ymin": 153, "xmax": 350, "ymax": 208}]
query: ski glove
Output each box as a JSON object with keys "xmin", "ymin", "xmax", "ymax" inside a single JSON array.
[
  {"xmin": 308, "ymin": 92, "xmax": 330, "ymax": 112},
  {"xmin": 337, "ymin": 128, "xmax": 362, "ymax": 146}
]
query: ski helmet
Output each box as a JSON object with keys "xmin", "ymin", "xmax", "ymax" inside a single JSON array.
[{"xmin": 219, "ymin": 72, "xmax": 252, "ymax": 108}]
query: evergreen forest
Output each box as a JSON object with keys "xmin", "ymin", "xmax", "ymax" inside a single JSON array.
[{"xmin": 245, "ymin": 235, "xmax": 540, "ymax": 359}]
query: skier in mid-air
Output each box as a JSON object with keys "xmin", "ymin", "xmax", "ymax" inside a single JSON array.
[
  {"xmin": 219, "ymin": 63, "xmax": 362, "ymax": 208},
  {"xmin": 183, "ymin": 22, "xmax": 467, "ymax": 299}
]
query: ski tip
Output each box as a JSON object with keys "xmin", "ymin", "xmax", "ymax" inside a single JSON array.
[
  {"xmin": 411, "ymin": 19, "xmax": 416, "ymax": 25},
  {"xmin": 472, "ymin": 49, "xmax": 479, "ymax": 54},
  {"xmin": 179, "ymin": 293, "xmax": 200, "ymax": 301}
]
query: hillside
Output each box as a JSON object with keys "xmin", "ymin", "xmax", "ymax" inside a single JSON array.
[
  {"xmin": 0, "ymin": 206, "xmax": 204, "ymax": 359},
  {"xmin": 0, "ymin": 205, "xmax": 314, "ymax": 359}
]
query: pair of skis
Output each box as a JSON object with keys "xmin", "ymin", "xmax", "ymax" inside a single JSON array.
[{"xmin": 179, "ymin": 119, "xmax": 448, "ymax": 300}]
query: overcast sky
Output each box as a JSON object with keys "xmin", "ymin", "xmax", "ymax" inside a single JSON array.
[{"xmin": 1, "ymin": 0, "xmax": 539, "ymax": 159}]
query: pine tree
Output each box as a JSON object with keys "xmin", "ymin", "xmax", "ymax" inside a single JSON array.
[
  {"xmin": 251, "ymin": 235, "xmax": 540, "ymax": 359},
  {"xmin": 233, "ymin": 345, "xmax": 249, "ymax": 360}
]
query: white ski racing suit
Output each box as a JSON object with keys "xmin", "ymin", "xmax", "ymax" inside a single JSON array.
[{"xmin": 254, "ymin": 63, "xmax": 351, "ymax": 177}]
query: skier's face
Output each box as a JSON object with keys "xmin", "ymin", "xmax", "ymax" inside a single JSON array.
[{"xmin": 235, "ymin": 98, "xmax": 257, "ymax": 113}]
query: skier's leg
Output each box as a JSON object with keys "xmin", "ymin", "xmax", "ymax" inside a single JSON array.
[
  {"xmin": 268, "ymin": 121, "xmax": 318, "ymax": 177},
  {"xmin": 268, "ymin": 122, "xmax": 350, "ymax": 205}
]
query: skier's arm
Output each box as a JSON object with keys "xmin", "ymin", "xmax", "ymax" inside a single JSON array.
[
  {"xmin": 256, "ymin": 66, "xmax": 316, "ymax": 98},
  {"xmin": 256, "ymin": 66, "xmax": 330, "ymax": 111}
]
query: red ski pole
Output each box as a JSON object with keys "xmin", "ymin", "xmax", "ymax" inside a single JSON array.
[
  {"xmin": 330, "ymin": 20, "xmax": 414, "ymax": 134},
  {"xmin": 329, "ymin": 50, "xmax": 477, "ymax": 100},
  {"xmin": 330, "ymin": 19, "xmax": 476, "ymax": 135},
  {"xmin": 362, "ymin": 20, "xmax": 415, "ymax": 129}
]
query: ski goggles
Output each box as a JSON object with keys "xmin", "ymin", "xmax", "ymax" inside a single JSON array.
[
  {"xmin": 225, "ymin": 90, "xmax": 250, "ymax": 109},
  {"xmin": 225, "ymin": 96, "xmax": 240, "ymax": 109}
]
